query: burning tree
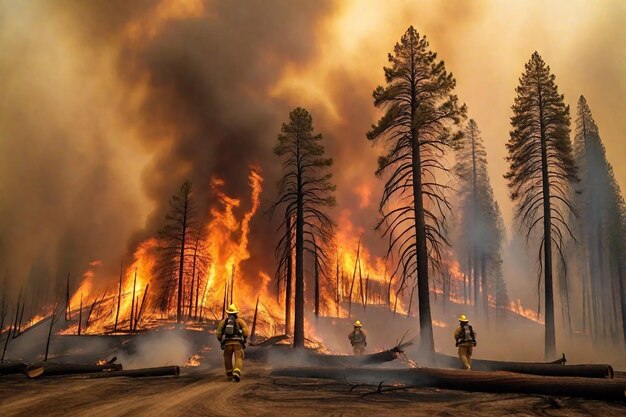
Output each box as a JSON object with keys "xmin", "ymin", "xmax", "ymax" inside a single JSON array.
[
  {"xmin": 367, "ymin": 27, "xmax": 466, "ymax": 356},
  {"xmin": 453, "ymin": 119, "xmax": 505, "ymax": 321},
  {"xmin": 572, "ymin": 95, "xmax": 626, "ymax": 345},
  {"xmin": 504, "ymin": 52, "xmax": 577, "ymax": 359},
  {"xmin": 271, "ymin": 107, "xmax": 336, "ymax": 349},
  {"xmin": 157, "ymin": 180, "xmax": 208, "ymax": 323}
]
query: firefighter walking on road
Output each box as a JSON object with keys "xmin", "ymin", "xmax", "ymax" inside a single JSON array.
[
  {"xmin": 348, "ymin": 320, "xmax": 367, "ymax": 355},
  {"xmin": 454, "ymin": 314, "xmax": 477, "ymax": 370},
  {"xmin": 216, "ymin": 304, "xmax": 249, "ymax": 382}
]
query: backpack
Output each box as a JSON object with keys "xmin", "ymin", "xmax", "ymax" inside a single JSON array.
[
  {"xmin": 457, "ymin": 324, "xmax": 476, "ymax": 347},
  {"xmin": 351, "ymin": 329, "xmax": 365, "ymax": 344},
  {"xmin": 223, "ymin": 316, "xmax": 242, "ymax": 340}
]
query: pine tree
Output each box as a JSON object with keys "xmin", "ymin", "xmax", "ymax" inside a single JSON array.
[
  {"xmin": 270, "ymin": 107, "xmax": 335, "ymax": 349},
  {"xmin": 367, "ymin": 27, "xmax": 466, "ymax": 356},
  {"xmin": 573, "ymin": 95, "xmax": 625, "ymax": 344},
  {"xmin": 505, "ymin": 52, "xmax": 577, "ymax": 359},
  {"xmin": 157, "ymin": 180, "xmax": 198, "ymax": 323},
  {"xmin": 454, "ymin": 119, "xmax": 505, "ymax": 322}
]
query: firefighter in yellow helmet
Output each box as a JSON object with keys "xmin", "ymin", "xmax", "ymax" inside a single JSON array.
[
  {"xmin": 216, "ymin": 304, "xmax": 249, "ymax": 382},
  {"xmin": 454, "ymin": 314, "xmax": 477, "ymax": 370},
  {"xmin": 348, "ymin": 320, "xmax": 367, "ymax": 355}
]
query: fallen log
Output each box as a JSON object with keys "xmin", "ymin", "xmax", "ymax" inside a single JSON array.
[
  {"xmin": 434, "ymin": 353, "xmax": 613, "ymax": 378},
  {"xmin": 248, "ymin": 342, "xmax": 410, "ymax": 366},
  {"xmin": 250, "ymin": 334, "xmax": 289, "ymax": 348},
  {"xmin": 271, "ymin": 366, "xmax": 626, "ymax": 402},
  {"xmin": 26, "ymin": 363, "xmax": 123, "ymax": 378},
  {"xmin": 306, "ymin": 344, "xmax": 410, "ymax": 367},
  {"xmin": 72, "ymin": 366, "xmax": 180, "ymax": 379},
  {"xmin": 0, "ymin": 362, "xmax": 27, "ymax": 375}
]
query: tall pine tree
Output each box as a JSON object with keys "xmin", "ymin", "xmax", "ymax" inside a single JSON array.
[
  {"xmin": 454, "ymin": 119, "xmax": 505, "ymax": 322},
  {"xmin": 572, "ymin": 95, "xmax": 625, "ymax": 343},
  {"xmin": 270, "ymin": 107, "xmax": 335, "ymax": 349},
  {"xmin": 367, "ymin": 27, "xmax": 466, "ymax": 356},
  {"xmin": 505, "ymin": 52, "xmax": 577, "ymax": 359}
]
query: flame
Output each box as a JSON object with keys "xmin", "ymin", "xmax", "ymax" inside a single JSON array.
[
  {"xmin": 507, "ymin": 298, "xmax": 544, "ymax": 324},
  {"xmin": 62, "ymin": 167, "xmax": 282, "ymax": 336},
  {"xmin": 69, "ymin": 261, "xmax": 102, "ymax": 307}
]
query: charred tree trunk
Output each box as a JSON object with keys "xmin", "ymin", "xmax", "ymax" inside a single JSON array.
[
  {"xmin": 135, "ymin": 284, "xmax": 149, "ymax": 330},
  {"xmin": 230, "ymin": 265, "xmax": 235, "ymax": 305},
  {"xmin": 539, "ymin": 83, "xmax": 556, "ymax": 360},
  {"xmin": 114, "ymin": 263, "xmax": 122, "ymax": 332},
  {"xmin": 27, "ymin": 363, "xmax": 123, "ymax": 378},
  {"xmin": 79, "ymin": 366, "xmax": 180, "ymax": 379},
  {"xmin": 176, "ymin": 197, "xmax": 189, "ymax": 323},
  {"xmin": 411, "ymin": 127, "xmax": 435, "ymax": 356},
  {"xmin": 65, "ymin": 275, "xmax": 70, "ymax": 321},
  {"xmin": 348, "ymin": 239, "xmax": 361, "ymax": 318},
  {"xmin": 1, "ymin": 312, "xmax": 14, "ymax": 362},
  {"xmin": 129, "ymin": 268, "xmax": 137, "ymax": 331},
  {"xmin": 189, "ymin": 235, "xmax": 199, "ymax": 320},
  {"xmin": 250, "ymin": 295, "xmax": 260, "ymax": 343},
  {"xmin": 294, "ymin": 144, "xmax": 305, "ymax": 349},
  {"xmin": 285, "ymin": 216, "xmax": 293, "ymax": 335},
  {"xmin": 11, "ymin": 296, "xmax": 20, "ymax": 339},
  {"xmin": 335, "ymin": 255, "xmax": 340, "ymax": 317},
  {"xmin": 16, "ymin": 298, "xmax": 25, "ymax": 336},
  {"xmin": 221, "ymin": 280, "xmax": 228, "ymax": 320},
  {"xmin": 44, "ymin": 305, "xmax": 60, "ymax": 362},
  {"xmin": 77, "ymin": 295, "xmax": 82, "ymax": 336},
  {"xmin": 314, "ymin": 248, "xmax": 320, "ymax": 318},
  {"xmin": 272, "ymin": 367, "xmax": 626, "ymax": 401},
  {"xmin": 471, "ymin": 126, "xmax": 480, "ymax": 313}
]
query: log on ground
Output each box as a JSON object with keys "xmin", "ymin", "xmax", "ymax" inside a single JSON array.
[
  {"xmin": 434, "ymin": 353, "xmax": 614, "ymax": 378},
  {"xmin": 73, "ymin": 366, "xmax": 180, "ymax": 378},
  {"xmin": 0, "ymin": 362, "xmax": 27, "ymax": 375},
  {"xmin": 26, "ymin": 363, "xmax": 123, "ymax": 378},
  {"xmin": 248, "ymin": 343, "xmax": 410, "ymax": 366},
  {"xmin": 250, "ymin": 334, "xmax": 289, "ymax": 348},
  {"xmin": 271, "ymin": 366, "xmax": 626, "ymax": 402}
]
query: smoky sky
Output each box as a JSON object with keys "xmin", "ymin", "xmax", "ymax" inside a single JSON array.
[{"xmin": 0, "ymin": 0, "xmax": 624, "ymax": 312}]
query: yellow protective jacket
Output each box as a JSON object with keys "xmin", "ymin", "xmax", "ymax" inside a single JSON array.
[
  {"xmin": 217, "ymin": 316, "xmax": 249, "ymax": 346},
  {"xmin": 454, "ymin": 324, "xmax": 477, "ymax": 347},
  {"xmin": 348, "ymin": 328, "xmax": 367, "ymax": 346}
]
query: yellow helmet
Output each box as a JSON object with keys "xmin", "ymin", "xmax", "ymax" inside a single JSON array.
[
  {"xmin": 226, "ymin": 304, "xmax": 239, "ymax": 314},
  {"xmin": 354, "ymin": 320, "xmax": 362, "ymax": 327},
  {"xmin": 458, "ymin": 314, "xmax": 469, "ymax": 322}
]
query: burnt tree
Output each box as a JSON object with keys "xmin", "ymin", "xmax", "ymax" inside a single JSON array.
[
  {"xmin": 157, "ymin": 180, "xmax": 198, "ymax": 323},
  {"xmin": 572, "ymin": 95, "xmax": 626, "ymax": 344},
  {"xmin": 453, "ymin": 119, "xmax": 505, "ymax": 321},
  {"xmin": 504, "ymin": 52, "xmax": 577, "ymax": 359},
  {"xmin": 271, "ymin": 107, "xmax": 335, "ymax": 349},
  {"xmin": 367, "ymin": 27, "xmax": 466, "ymax": 356}
]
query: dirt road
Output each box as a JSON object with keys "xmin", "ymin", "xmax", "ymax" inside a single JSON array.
[{"xmin": 1, "ymin": 364, "xmax": 625, "ymax": 416}]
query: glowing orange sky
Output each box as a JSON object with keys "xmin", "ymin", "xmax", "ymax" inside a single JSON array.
[
  {"xmin": 0, "ymin": 0, "xmax": 624, "ymax": 294},
  {"xmin": 272, "ymin": 0, "xmax": 626, "ymax": 230}
]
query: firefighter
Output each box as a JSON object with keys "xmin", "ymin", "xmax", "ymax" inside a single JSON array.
[
  {"xmin": 216, "ymin": 304, "xmax": 249, "ymax": 382},
  {"xmin": 348, "ymin": 320, "xmax": 367, "ymax": 355},
  {"xmin": 454, "ymin": 314, "xmax": 477, "ymax": 370}
]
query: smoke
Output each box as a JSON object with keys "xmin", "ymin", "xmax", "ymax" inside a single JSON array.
[{"xmin": 116, "ymin": 329, "xmax": 194, "ymax": 369}]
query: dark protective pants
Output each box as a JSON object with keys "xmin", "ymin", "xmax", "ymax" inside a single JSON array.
[
  {"xmin": 223, "ymin": 344, "xmax": 244, "ymax": 379},
  {"xmin": 458, "ymin": 346, "xmax": 473, "ymax": 370},
  {"xmin": 353, "ymin": 343, "xmax": 365, "ymax": 356}
]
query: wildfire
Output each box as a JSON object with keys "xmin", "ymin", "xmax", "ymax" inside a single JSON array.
[
  {"xmin": 507, "ymin": 298, "xmax": 544, "ymax": 324},
  {"xmin": 62, "ymin": 167, "xmax": 284, "ymax": 336}
]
